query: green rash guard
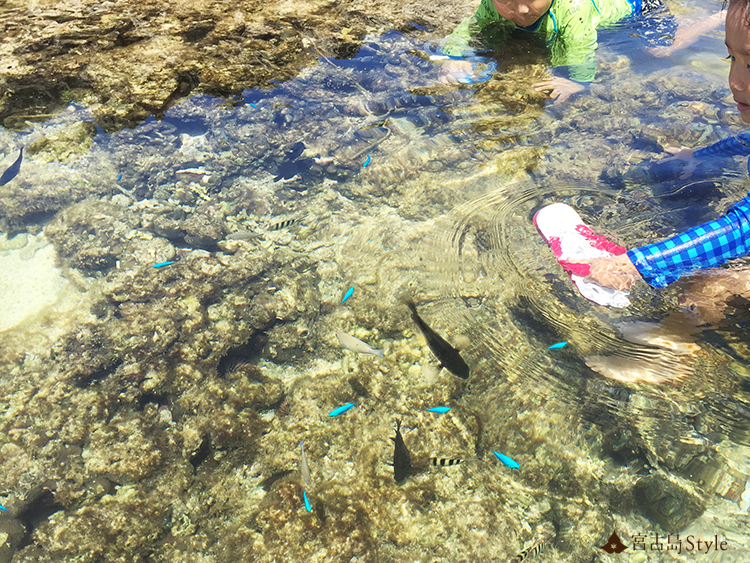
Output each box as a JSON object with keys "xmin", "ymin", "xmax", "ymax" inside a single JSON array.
[{"xmin": 443, "ymin": 0, "xmax": 637, "ymax": 82}]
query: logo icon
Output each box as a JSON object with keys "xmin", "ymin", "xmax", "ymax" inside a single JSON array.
[{"xmin": 601, "ymin": 532, "xmax": 628, "ymax": 554}]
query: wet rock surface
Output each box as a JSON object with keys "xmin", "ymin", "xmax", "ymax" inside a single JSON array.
[{"xmin": 0, "ymin": 0, "xmax": 470, "ymax": 131}]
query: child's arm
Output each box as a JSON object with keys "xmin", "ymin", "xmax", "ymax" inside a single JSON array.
[
  {"xmin": 586, "ymin": 194, "xmax": 750, "ymax": 289},
  {"xmin": 648, "ymin": 10, "xmax": 726, "ymax": 59},
  {"xmin": 530, "ymin": 0, "xmax": 605, "ymax": 100},
  {"xmin": 661, "ymin": 134, "xmax": 750, "ymax": 177},
  {"xmin": 546, "ymin": 0, "xmax": 600, "ymax": 83}
]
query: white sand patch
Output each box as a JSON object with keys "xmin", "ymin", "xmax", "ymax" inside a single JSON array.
[{"xmin": 0, "ymin": 233, "xmax": 74, "ymax": 332}]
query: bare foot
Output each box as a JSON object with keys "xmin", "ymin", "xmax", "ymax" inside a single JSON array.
[{"xmin": 586, "ymin": 351, "xmax": 693, "ymax": 384}]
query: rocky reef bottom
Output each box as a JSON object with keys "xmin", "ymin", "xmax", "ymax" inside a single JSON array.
[{"xmin": 0, "ymin": 17, "xmax": 750, "ymax": 563}]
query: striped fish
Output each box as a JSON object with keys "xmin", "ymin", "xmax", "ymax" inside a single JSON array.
[
  {"xmin": 510, "ymin": 522, "xmax": 555, "ymax": 563},
  {"xmin": 268, "ymin": 218, "xmax": 297, "ymax": 231},
  {"xmin": 431, "ymin": 457, "xmax": 464, "ymax": 467},
  {"xmin": 299, "ymin": 441, "xmax": 312, "ymax": 486}
]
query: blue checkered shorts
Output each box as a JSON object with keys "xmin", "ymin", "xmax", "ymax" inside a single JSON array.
[{"xmin": 627, "ymin": 134, "xmax": 750, "ymax": 287}]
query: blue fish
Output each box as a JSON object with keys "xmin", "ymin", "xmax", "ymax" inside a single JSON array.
[
  {"xmin": 0, "ymin": 504, "xmax": 6, "ymax": 512},
  {"xmin": 328, "ymin": 402, "xmax": 356, "ymax": 417},
  {"xmin": 341, "ymin": 286, "xmax": 354, "ymax": 303},
  {"xmin": 426, "ymin": 406, "xmax": 451, "ymax": 413},
  {"xmin": 303, "ymin": 490, "xmax": 312, "ymax": 512},
  {"xmin": 363, "ymin": 154, "xmax": 371, "ymax": 167},
  {"xmin": 0, "ymin": 149, "xmax": 23, "ymax": 186},
  {"xmin": 548, "ymin": 342, "xmax": 567, "ymax": 349},
  {"xmin": 152, "ymin": 261, "xmax": 174, "ymax": 269},
  {"xmin": 493, "ymin": 450, "xmax": 519, "ymax": 468},
  {"xmin": 116, "ymin": 173, "xmax": 123, "ymax": 181}
]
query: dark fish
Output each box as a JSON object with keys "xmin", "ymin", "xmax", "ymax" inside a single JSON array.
[
  {"xmin": 260, "ymin": 469, "xmax": 295, "ymax": 491},
  {"xmin": 403, "ymin": 299, "xmax": 470, "ymax": 379},
  {"xmin": 0, "ymin": 149, "xmax": 23, "ymax": 186},
  {"xmin": 286, "ymin": 141, "xmax": 306, "ymax": 160},
  {"xmin": 391, "ymin": 419, "xmax": 412, "ymax": 482},
  {"xmin": 510, "ymin": 522, "xmax": 555, "ymax": 563}
]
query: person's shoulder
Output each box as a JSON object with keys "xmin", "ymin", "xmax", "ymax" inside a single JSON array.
[
  {"xmin": 476, "ymin": 0, "xmax": 502, "ymax": 20},
  {"xmin": 552, "ymin": 0, "xmax": 599, "ymax": 20}
]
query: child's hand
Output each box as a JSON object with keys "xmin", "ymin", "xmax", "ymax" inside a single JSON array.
[
  {"xmin": 660, "ymin": 146, "xmax": 697, "ymax": 179},
  {"xmin": 532, "ymin": 77, "xmax": 585, "ymax": 103},
  {"xmin": 584, "ymin": 254, "xmax": 640, "ymax": 291},
  {"xmin": 438, "ymin": 60, "xmax": 476, "ymax": 84}
]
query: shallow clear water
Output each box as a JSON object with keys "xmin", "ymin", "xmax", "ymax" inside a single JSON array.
[{"xmin": 1, "ymin": 1, "xmax": 750, "ymax": 562}]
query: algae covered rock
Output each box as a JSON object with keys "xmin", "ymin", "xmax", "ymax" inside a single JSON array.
[
  {"xmin": 26, "ymin": 122, "xmax": 97, "ymax": 163},
  {"xmin": 634, "ymin": 473, "xmax": 706, "ymax": 532},
  {"xmin": 0, "ymin": 0, "xmax": 469, "ymax": 131}
]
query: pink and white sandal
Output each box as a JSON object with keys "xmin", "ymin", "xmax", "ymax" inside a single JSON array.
[{"xmin": 533, "ymin": 203, "xmax": 631, "ymax": 308}]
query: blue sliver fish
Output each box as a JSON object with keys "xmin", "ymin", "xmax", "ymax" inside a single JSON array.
[
  {"xmin": 548, "ymin": 342, "xmax": 567, "ymax": 349},
  {"xmin": 302, "ymin": 490, "xmax": 312, "ymax": 512},
  {"xmin": 493, "ymin": 450, "xmax": 520, "ymax": 468},
  {"xmin": 426, "ymin": 406, "xmax": 450, "ymax": 413},
  {"xmin": 328, "ymin": 402, "xmax": 356, "ymax": 417},
  {"xmin": 341, "ymin": 286, "xmax": 354, "ymax": 303}
]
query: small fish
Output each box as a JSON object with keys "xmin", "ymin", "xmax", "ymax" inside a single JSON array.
[
  {"xmin": 0, "ymin": 149, "xmax": 23, "ymax": 186},
  {"xmin": 363, "ymin": 154, "xmax": 371, "ymax": 167},
  {"xmin": 336, "ymin": 331, "xmax": 384, "ymax": 358},
  {"xmin": 431, "ymin": 457, "xmax": 464, "ymax": 467},
  {"xmin": 341, "ymin": 286, "xmax": 354, "ymax": 303},
  {"xmin": 299, "ymin": 441, "xmax": 312, "ymax": 486},
  {"xmin": 391, "ymin": 419, "xmax": 412, "ymax": 482},
  {"xmin": 0, "ymin": 504, "xmax": 6, "ymax": 512},
  {"xmin": 403, "ymin": 299, "xmax": 470, "ymax": 379},
  {"xmin": 548, "ymin": 342, "xmax": 567, "ymax": 349},
  {"xmin": 152, "ymin": 261, "xmax": 174, "ymax": 268},
  {"xmin": 493, "ymin": 450, "xmax": 520, "ymax": 469},
  {"xmin": 510, "ymin": 522, "xmax": 555, "ymax": 563},
  {"xmin": 329, "ymin": 402, "xmax": 356, "ymax": 417},
  {"xmin": 250, "ymin": 102, "xmax": 258, "ymax": 108},
  {"xmin": 116, "ymin": 173, "xmax": 123, "ymax": 181},
  {"xmin": 268, "ymin": 218, "xmax": 297, "ymax": 231},
  {"xmin": 302, "ymin": 489, "xmax": 312, "ymax": 512},
  {"xmin": 259, "ymin": 469, "xmax": 294, "ymax": 491},
  {"xmin": 426, "ymin": 406, "xmax": 451, "ymax": 413},
  {"xmin": 226, "ymin": 230, "xmax": 261, "ymax": 241}
]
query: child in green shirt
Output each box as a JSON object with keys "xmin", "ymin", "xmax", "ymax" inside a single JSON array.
[{"xmin": 440, "ymin": 0, "xmax": 724, "ymax": 101}]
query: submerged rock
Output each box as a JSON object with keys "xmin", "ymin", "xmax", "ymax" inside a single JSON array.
[{"xmin": 634, "ymin": 473, "xmax": 706, "ymax": 532}]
